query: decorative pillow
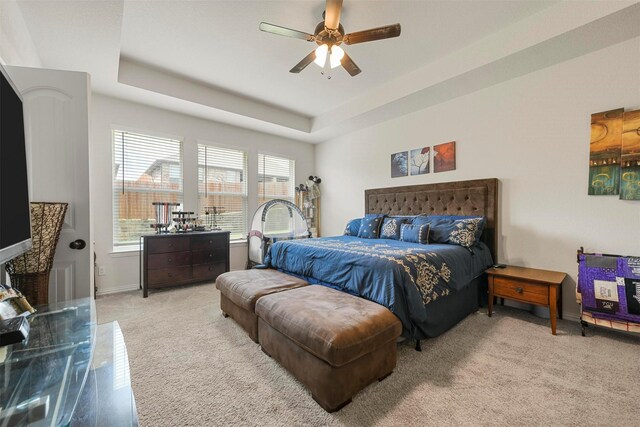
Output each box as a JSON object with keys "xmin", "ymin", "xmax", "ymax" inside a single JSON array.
[
  {"xmin": 399, "ymin": 223, "xmax": 430, "ymax": 244},
  {"xmin": 343, "ymin": 218, "xmax": 362, "ymax": 236},
  {"xmin": 388, "ymin": 215, "xmax": 416, "ymax": 224},
  {"xmin": 380, "ymin": 217, "xmax": 407, "ymax": 240},
  {"xmin": 364, "ymin": 213, "xmax": 386, "ymax": 219},
  {"xmin": 426, "ymin": 216, "xmax": 486, "ymax": 249},
  {"xmin": 357, "ymin": 216, "xmax": 384, "ymax": 239}
]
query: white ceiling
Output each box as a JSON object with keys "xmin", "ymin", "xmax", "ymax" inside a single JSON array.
[
  {"xmin": 13, "ymin": 1, "xmax": 640, "ymax": 143},
  {"xmin": 120, "ymin": 1, "xmax": 555, "ymax": 116}
]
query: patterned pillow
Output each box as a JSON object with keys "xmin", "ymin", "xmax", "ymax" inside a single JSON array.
[
  {"xmin": 343, "ymin": 218, "xmax": 362, "ymax": 236},
  {"xmin": 364, "ymin": 213, "xmax": 386, "ymax": 219},
  {"xmin": 427, "ymin": 216, "xmax": 486, "ymax": 249},
  {"xmin": 400, "ymin": 223, "xmax": 430, "ymax": 244},
  {"xmin": 357, "ymin": 216, "xmax": 384, "ymax": 239},
  {"xmin": 380, "ymin": 217, "xmax": 407, "ymax": 240}
]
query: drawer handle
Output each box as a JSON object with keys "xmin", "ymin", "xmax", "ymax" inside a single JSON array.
[
  {"xmin": 515, "ymin": 287, "xmax": 523, "ymax": 294},
  {"xmin": 209, "ymin": 253, "xmax": 213, "ymax": 258},
  {"xmin": 168, "ymin": 273, "xmax": 173, "ymax": 278},
  {"xmin": 168, "ymin": 258, "xmax": 173, "ymax": 262},
  {"xmin": 209, "ymin": 240, "xmax": 213, "ymax": 244}
]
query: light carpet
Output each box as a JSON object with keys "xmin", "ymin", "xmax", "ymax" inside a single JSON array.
[{"xmin": 96, "ymin": 283, "xmax": 639, "ymax": 426}]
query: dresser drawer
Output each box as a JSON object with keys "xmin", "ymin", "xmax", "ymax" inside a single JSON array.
[
  {"xmin": 147, "ymin": 237, "xmax": 189, "ymax": 254},
  {"xmin": 192, "ymin": 262, "xmax": 227, "ymax": 282},
  {"xmin": 147, "ymin": 266, "xmax": 191, "ymax": 287},
  {"xmin": 147, "ymin": 251, "xmax": 191, "ymax": 270},
  {"xmin": 191, "ymin": 234, "xmax": 227, "ymax": 251},
  {"xmin": 493, "ymin": 277, "xmax": 549, "ymax": 305},
  {"xmin": 192, "ymin": 248, "xmax": 227, "ymax": 265}
]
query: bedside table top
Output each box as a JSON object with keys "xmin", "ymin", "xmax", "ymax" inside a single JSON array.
[{"xmin": 485, "ymin": 265, "xmax": 566, "ymax": 285}]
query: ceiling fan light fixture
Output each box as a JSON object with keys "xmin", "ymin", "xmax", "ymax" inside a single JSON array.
[{"xmin": 314, "ymin": 44, "xmax": 344, "ymax": 69}]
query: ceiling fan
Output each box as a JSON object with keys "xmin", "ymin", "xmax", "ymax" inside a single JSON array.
[{"xmin": 259, "ymin": 0, "xmax": 401, "ymax": 77}]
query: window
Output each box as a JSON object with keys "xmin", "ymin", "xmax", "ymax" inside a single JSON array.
[
  {"xmin": 113, "ymin": 130, "xmax": 183, "ymax": 247},
  {"xmin": 258, "ymin": 153, "xmax": 295, "ymax": 205},
  {"xmin": 198, "ymin": 144, "xmax": 248, "ymax": 240}
]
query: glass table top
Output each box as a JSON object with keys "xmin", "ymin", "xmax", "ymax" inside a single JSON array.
[{"xmin": 0, "ymin": 298, "xmax": 97, "ymax": 426}]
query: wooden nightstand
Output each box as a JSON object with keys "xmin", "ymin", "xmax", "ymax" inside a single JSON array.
[{"xmin": 486, "ymin": 266, "xmax": 567, "ymax": 335}]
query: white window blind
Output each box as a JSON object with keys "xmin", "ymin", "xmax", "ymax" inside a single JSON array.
[
  {"xmin": 258, "ymin": 153, "xmax": 295, "ymax": 205},
  {"xmin": 198, "ymin": 144, "xmax": 248, "ymax": 240},
  {"xmin": 113, "ymin": 130, "xmax": 183, "ymax": 247}
]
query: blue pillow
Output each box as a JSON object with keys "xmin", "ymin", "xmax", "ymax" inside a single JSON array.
[
  {"xmin": 423, "ymin": 216, "xmax": 486, "ymax": 249},
  {"xmin": 388, "ymin": 215, "xmax": 417, "ymax": 224},
  {"xmin": 343, "ymin": 218, "xmax": 362, "ymax": 236},
  {"xmin": 358, "ymin": 216, "xmax": 384, "ymax": 239},
  {"xmin": 380, "ymin": 217, "xmax": 408, "ymax": 240},
  {"xmin": 400, "ymin": 223, "xmax": 430, "ymax": 244}
]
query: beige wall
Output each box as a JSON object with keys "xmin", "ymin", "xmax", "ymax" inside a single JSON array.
[
  {"xmin": 315, "ymin": 37, "xmax": 640, "ymax": 320},
  {"xmin": 91, "ymin": 94, "xmax": 314, "ymax": 295}
]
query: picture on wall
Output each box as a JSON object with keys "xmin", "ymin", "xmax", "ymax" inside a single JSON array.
[
  {"xmin": 433, "ymin": 141, "xmax": 456, "ymax": 173},
  {"xmin": 410, "ymin": 147, "xmax": 430, "ymax": 175},
  {"xmin": 391, "ymin": 151, "xmax": 408, "ymax": 178},
  {"xmin": 589, "ymin": 108, "xmax": 623, "ymax": 195},
  {"xmin": 621, "ymin": 109, "xmax": 640, "ymax": 200}
]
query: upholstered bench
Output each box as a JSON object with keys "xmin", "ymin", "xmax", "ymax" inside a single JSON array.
[
  {"xmin": 256, "ymin": 285, "xmax": 402, "ymax": 412},
  {"xmin": 215, "ymin": 269, "xmax": 309, "ymax": 342}
]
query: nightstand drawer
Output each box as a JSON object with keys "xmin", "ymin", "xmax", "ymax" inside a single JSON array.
[{"xmin": 493, "ymin": 277, "xmax": 549, "ymax": 305}]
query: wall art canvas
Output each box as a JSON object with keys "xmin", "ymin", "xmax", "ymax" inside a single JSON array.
[
  {"xmin": 410, "ymin": 147, "xmax": 430, "ymax": 175},
  {"xmin": 391, "ymin": 151, "xmax": 408, "ymax": 178},
  {"xmin": 433, "ymin": 141, "xmax": 456, "ymax": 173},
  {"xmin": 621, "ymin": 109, "xmax": 640, "ymax": 200},
  {"xmin": 589, "ymin": 108, "xmax": 623, "ymax": 195}
]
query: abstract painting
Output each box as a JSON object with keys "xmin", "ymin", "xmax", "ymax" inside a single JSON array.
[
  {"xmin": 391, "ymin": 151, "xmax": 408, "ymax": 178},
  {"xmin": 589, "ymin": 108, "xmax": 622, "ymax": 195},
  {"xmin": 433, "ymin": 141, "xmax": 456, "ymax": 173},
  {"xmin": 620, "ymin": 109, "xmax": 640, "ymax": 200},
  {"xmin": 410, "ymin": 147, "xmax": 430, "ymax": 175}
]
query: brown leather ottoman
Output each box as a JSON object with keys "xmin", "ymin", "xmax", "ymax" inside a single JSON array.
[
  {"xmin": 215, "ymin": 269, "xmax": 309, "ymax": 342},
  {"xmin": 256, "ymin": 285, "xmax": 402, "ymax": 412}
]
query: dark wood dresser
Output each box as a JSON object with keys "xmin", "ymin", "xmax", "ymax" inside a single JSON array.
[{"xmin": 142, "ymin": 231, "xmax": 230, "ymax": 297}]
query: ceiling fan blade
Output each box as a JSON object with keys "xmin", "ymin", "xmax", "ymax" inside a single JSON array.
[
  {"xmin": 343, "ymin": 23, "xmax": 401, "ymax": 45},
  {"xmin": 290, "ymin": 50, "xmax": 317, "ymax": 73},
  {"xmin": 341, "ymin": 51, "xmax": 361, "ymax": 77},
  {"xmin": 324, "ymin": 0, "xmax": 343, "ymax": 30},
  {"xmin": 259, "ymin": 22, "xmax": 315, "ymax": 41}
]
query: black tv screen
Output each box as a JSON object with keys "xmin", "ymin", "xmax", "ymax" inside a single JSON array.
[{"xmin": 0, "ymin": 65, "xmax": 32, "ymax": 265}]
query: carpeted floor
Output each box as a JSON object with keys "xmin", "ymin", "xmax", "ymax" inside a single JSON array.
[{"xmin": 96, "ymin": 282, "xmax": 639, "ymax": 426}]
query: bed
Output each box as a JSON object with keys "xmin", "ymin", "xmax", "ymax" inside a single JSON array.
[{"xmin": 264, "ymin": 178, "xmax": 499, "ymax": 342}]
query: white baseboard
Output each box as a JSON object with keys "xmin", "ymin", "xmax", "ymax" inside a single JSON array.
[{"xmin": 96, "ymin": 283, "xmax": 139, "ymax": 296}]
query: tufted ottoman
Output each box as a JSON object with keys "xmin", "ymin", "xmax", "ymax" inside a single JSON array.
[
  {"xmin": 215, "ymin": 269, "xmax": 309, "ymax": 342},
  {"xmin": 256, "ymin": 285, "xmax": 402, "ymax": 412}
]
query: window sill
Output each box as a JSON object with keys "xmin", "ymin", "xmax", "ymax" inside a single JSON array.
[
  {"xmin": 110, "ymin": 246, "xmax": 140, "ymax": 257},
  {"xmin": 109, "ymin": 238, "xmax": 247, "ymax": 256}
]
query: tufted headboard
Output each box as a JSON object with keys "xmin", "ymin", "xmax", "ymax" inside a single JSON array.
[{"xmin": 365, "ymin": 178, "xmax": 499, "ymax": 259}]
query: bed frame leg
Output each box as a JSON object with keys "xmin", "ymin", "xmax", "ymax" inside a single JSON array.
[
  {"xmin": 580, "ymin": 320, "xmax": 588, "ymax": 337},
  {"xmin": 415, "ymin": 340, "xmax": 422, "ymax": 352}
]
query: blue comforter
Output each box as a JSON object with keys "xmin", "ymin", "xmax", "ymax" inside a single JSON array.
[{"xmin": 264, "ymin": 236, "xmax": 493, "ymax": 340}]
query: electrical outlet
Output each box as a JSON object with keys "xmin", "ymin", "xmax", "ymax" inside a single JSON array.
[{"xmin": 98, "ymin": 266, "xmax": 106, "ymax": 276}]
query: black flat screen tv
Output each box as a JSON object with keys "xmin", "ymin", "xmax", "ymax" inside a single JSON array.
[{"xmin": 0, "ymin": 63, "xmax": 32, "ymax": 265}]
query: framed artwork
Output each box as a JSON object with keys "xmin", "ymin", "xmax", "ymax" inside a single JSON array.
[
  {"xmin": 589, "ymin": 108, "xmax": 622, "ymax": 195},
  {"xmin": 410, "ymin": 147, "xmax": 430, "ymax": 175},
  {"xmin": 433, "ymin": 141, "xmax": 456, "ymax": 173},
  {"xmin": 391, "ymin": 151, "xmax": 408, "ymax": 178},
  {"xmin": 620, "ymin": 109, "xmax": 640, "ymax": 200}
]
